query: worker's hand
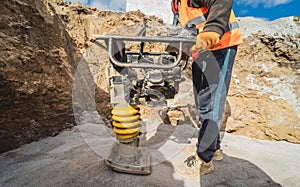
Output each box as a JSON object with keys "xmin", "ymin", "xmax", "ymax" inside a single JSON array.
[
  {"xmin": 195, "ymin": 31, "xmax": 220, "ymax": 50},
  {"xmin": 190, "ymin": 32, "xmax": 220, "ymax": 60}
]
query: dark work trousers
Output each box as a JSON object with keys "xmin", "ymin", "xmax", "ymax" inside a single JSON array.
[{"xmin": 192, "ymin": 46, "xmax": 237, "ymax": 163}]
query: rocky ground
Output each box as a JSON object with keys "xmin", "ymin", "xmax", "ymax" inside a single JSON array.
[{"xmin": 1, "ymin": 121, "xmax": 293, "ymax": 187}]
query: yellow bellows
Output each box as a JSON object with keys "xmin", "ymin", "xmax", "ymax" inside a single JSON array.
[{"xmin": 111, "ymin": 104, "xmax": 141, "ymax": 139}]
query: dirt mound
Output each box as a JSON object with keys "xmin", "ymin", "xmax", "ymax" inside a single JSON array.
[{"xmin": 228, "ymin": 19, "xmax": 300, "ymax": 143}]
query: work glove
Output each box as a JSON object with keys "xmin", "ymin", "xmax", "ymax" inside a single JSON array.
[{"xmin": 190, "ymin": 31, "xmax": 220, "ymax": 60}]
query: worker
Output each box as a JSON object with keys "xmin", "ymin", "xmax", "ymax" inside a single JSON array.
[
  {"xmin": 171, "ymin": 0, "xmax": 180, "ymax": 25},
  {"xmin": 173, "ymin": 0, "xmax": 243, "ymax": 177}
]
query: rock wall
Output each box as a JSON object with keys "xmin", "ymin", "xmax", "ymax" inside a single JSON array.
[
  {"xmin": 227, "ymin": 18, "xmax": 300, "ymax": 142},
  {"xmin": 0, "ymin": 0, "xmax": 81, "ymax": 153}
]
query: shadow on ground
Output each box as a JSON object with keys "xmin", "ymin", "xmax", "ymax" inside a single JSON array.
[
  {"xmin": 0, "ymin": 130, "xmax": 184, "ymax": 187},
  {"xmin": 0, "ymin": 129, "xmax": 282, "ymax": 187},
  {"xmin": 200, "ymin": 154, "xmax": 282, "ymax": 187}
]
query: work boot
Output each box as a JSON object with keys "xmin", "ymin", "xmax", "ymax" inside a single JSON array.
[
  {"xmin": 185, "ymin": 145, "xmax": 223, "ymax": 161},
  {"xmin": 212, "ymin": 149, "xmax": 223, "ymax": 161},
  {"xmin": 175, "ymin": 154, "xmax": 214, "ymax": 178}
]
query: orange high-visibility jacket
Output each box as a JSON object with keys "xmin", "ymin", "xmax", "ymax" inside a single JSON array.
[{"xmin": 179, "ymin": 0, "xmax": 243, "ymax": 50}]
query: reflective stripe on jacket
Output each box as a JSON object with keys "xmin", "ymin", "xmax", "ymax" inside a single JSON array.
[{"xmin": 178, "ymin": 0, "xmax": 243, "ymax": 50}]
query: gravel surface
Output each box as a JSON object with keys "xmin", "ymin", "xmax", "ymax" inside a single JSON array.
[{"xmin": 0, "ymin": 122, "xmax": 288, "ymax": 187}]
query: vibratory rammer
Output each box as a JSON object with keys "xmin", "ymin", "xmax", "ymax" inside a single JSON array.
[{"xmin": 93, "ymin": 24, "xmax": 197, "ymax": 174}]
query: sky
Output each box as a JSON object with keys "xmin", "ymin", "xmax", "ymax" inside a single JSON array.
[
  {"xmin": 66, "ymin": 0, "xmax": 300, "ymax": 21},
  {"xmin": 233, "ymin": 0, "xmax": 300, "ymax": 20}
]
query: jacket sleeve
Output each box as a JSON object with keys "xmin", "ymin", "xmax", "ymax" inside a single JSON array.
[{"xmin": 200, "ymin": 0, "xmax": 233, "ymax": 37}]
